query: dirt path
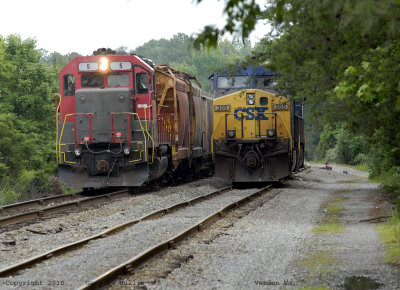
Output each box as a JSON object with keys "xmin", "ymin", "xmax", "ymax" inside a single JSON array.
[{"xmin": 286, "ymin": 165, "xmax": 399, "ymax": 289}]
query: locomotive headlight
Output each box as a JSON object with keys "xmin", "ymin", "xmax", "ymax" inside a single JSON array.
[
  {"xmin": 74, "ymin": 147, "xmax": 82, "ymax": 157},
  {"xmin": 247, "ymin": 93, "xmax": 255, "ymax": 105},
  {"xmin": 100, "ymin": 57, "xmax": 108, "ymax": 71},
  {"xmin": 227, "ymin": 130, "xmax": 236, "ymax": 138},
  {"xmin": 267, "ymin": 129, "xmax": 276, "ymax": 138},
  {"xmin": 123, "ymin": 146, "xmax": 130, "ymax": 155}
]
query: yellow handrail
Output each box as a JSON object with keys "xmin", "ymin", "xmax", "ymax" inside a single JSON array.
[
  {"xmin": 143, "ymin": 105, "xmax": 154, "ymax": 163},
  {"xmin": 275, "ymin": 113, "xmax": 292, "ymax": 152},
  {"xmin": 59, "ymin": 113, "xmax": 76, "ymax": 163},
  {"xmin": 55, "ymin": 93, "xmax": 61, "ymax": 163},
  {"xmin": 129, "ymin": 142, "xmax": 144, "ymax": 163},
  {"xmin": 58, "ymin": 109, "xmax": 152, "ymax": 165},
  {"xmin": 128, "ymin": 113, "xmax": 148, "ymax": 162},
  {"xmin": 60, "ymin": 144, "xmax": 77, "ymax": 164},
  {"xmin": 210, "ymin": 114, "xmax": 226, "ymax": 154}
]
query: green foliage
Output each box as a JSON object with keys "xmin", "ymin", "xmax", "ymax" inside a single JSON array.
[
  {"xmin": 380, "ymin": 167, "xmax": 400, "ymax": 199},
  {"xmin": 0, "ymin": 34, "xmax": 58, "ymax": 205},
  {"xmin": 376, "ymin": 209, "xmax": 400, "ymax": 265},
  {"xmin": 194, "ymin": 0, "xmax": 263, "ymax": 48},
  {"xmin": 316, "ymin": 123, "xmax": 370, "ymax": 165},
  {"xmin": 41, "ymin": 50, "xmax": 81, "ymax": 70},
  {"xmin": 132, "ymin": 33, "xmax": 193, "ymax": 65}
]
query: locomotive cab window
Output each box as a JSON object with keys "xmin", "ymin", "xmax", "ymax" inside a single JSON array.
[
  {"xmin": 136, "ymin": 73, "xmax": 148, "ymax": 94},
  {"xmin": 217, "ymin": 76, "xmax": 250, "ymax": 89},
  {"xmin": 108, "ymin": 74, "xmax": 129, "ymax": 87},
  {"xmin": 81, "ymin": 73, "xmax": 104, "ymax": 88},
  {"xmin": 63, "ymin": 75, "xmax": 75, "ymax": 96},
  {"xmin": 255, "ymin": 76, "xmax": 273, "ymax": 88}
]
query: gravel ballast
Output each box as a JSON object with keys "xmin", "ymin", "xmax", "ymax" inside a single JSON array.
[
  {"xmin": 0, "ymin": 178, "xmax": 228, "ymax": 268},
  {"xmin": 0, "ymin": 184, "xmax": 254, "ymax": 289},
  {"xmin": 112, "ymin": 165, "xmax": 399, "ymax": 289},
  {"xmin": 2, "ymin": 165, "xmax": 399, "ymax": 289}
]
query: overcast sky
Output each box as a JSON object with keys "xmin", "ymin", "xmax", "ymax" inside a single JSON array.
[{"xmin": 0, "ymin": 0, "xmax": 268, "ymax": 56}]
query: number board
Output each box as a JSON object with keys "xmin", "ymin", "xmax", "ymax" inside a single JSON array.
[
  {"xmin": 272, "ymin": 103, "xmax": 289, "ymax": 111},
  {"xmin": 78, "ymin": 62, "xmax": 98, "ymax": 71},
  {"xmin": 110, "ymin": 62, "xmax": 132, "ymax": 71},
  {"xmin": 214, "ymin": 105, "xmax": 231, "ymax": 112}
]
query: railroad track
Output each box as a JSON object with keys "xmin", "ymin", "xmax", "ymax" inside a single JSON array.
[
  {"xmin": 0, "ymin": 185, "xmax": 277, "ymax": 289},
  {"xmin": 0, "ymin": 189, "xmax": 133, "ymax": 230}
]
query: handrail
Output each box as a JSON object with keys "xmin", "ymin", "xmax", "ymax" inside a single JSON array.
[
  {"xmin": 59, "ymin": 113, "xmax": 93, "ymax": 163},
  {"xmin": 55, "ymin": 94, "xmax": 61, "ymax": 163},
  {"xmin": 129, "ymin": 142, "xmax": 144, "ymax": 163},
  {"xmin": 143, "ymin": 105, "xmax": 154, "ymax": 164},
  {"xmin": 58, "ymin": 111, "xmax": 149, "ymax": 164},
  {"xmin": 211, "ymin": 114, "xmax": 226, "ymax": 154},
  {"xmin": 111, "ymin": 112, "xmax": 147, "ymax": 162},
  {"xmin": 275, "ymin": 113, "xmax": 292, "ymax": 152}
]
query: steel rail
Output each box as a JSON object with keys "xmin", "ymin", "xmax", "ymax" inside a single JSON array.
[
  {"xmin": 78, "ymin": 185, "xmax": 273, "ymax": 290},
  {"xmin": 0, "ymin": 186, "xmax": 232, "ymax": 277},
  {"xmin": 0, "ymin": 189, "xmax": 132, "ymax": 228},
  {"xmin": 0, "ymin": 192, "xmax": 86, "ymax": 216},
  {"xmin": 0, "ymin": 186, "xmax": 121, "ymax": 217}
]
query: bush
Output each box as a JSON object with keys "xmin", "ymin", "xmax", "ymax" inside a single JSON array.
[
  {"xmin": 380, "ymin": 167, "xmax": 400, "ymax": 200},
  {"xmin": 0, "ymin": 181, "xmax": 19, "ymax": 205},
  {"xmin": 316, "ymin": 123, "xmax": 370, "ymax": 165}
]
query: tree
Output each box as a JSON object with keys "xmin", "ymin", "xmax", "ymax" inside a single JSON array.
[
  {"xmin": 194, "ymin": 0, "xmax": 263, "ymax": 48},
  {"xmin": 132, "ymin": 33, "xmax": 193, "ymax": 65},
  {"xmin": 0, "ymin": 34, "xmax": 58, "ymax": 204}
]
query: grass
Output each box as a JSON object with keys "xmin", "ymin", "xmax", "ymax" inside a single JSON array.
[
  {"xmin": 375, "ymin": 211, "xmax": 400, "ymax": 266},
  {"xmin": 327, "ymin": 196, "xmax": 347, "ymax": 203},
  {"xmin": 368, "ymin": 174, "xmax": 384, "ymax": 184},
  {"xmin": 299, "ymin": 249, "xmax": 335, "ymax": 274},
  {"xmin": 311, "ymin": 197, "xmax": 346, "ymax": 234},
  {"xmin": 340, "ymin": 163, "xmax": 369, "ymax": 172}
]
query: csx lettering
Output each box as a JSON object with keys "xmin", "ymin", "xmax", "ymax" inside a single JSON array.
[{"xmin": 234, "ymin": 107, "xmax": 268, "ymax": 120}]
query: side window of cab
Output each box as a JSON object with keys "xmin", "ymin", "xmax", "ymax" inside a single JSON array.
[
  {"xmin": 136, "ymin": 73, "xmax": 148, "ymax": 94},
  {"xmin": 63, "ymin": 75, "xmax": 75, "ymax": 96}
]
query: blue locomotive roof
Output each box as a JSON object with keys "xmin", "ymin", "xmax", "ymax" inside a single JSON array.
[{"xmin": 210, "ymin": 66, "xmax": 275, "ymax": 98}]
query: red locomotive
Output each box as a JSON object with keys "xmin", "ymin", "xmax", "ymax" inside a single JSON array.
[{"xmin": 56, "ymin": 49, "xmax": 214, "ymax": 188}]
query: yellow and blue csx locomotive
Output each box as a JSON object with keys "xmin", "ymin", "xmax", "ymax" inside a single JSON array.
[{"xmin": 210, "ymin": 66, "xmax": 305, "ymax": 183}]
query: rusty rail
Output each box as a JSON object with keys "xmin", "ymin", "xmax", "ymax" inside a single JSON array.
[
  {"xmin": 0, "ymin": 192, "xmax": 86, "ymax": 217},
  {"xmin": 78, "ymin": 185, "xmax": 273, "ymax": 290},
  {"xmin": 0, "ymin": 190, "xmax": 132, "ymax": 228},
  {"xmin": 0, "ymin": 186, "xmax": 232, "ymax": 277}
]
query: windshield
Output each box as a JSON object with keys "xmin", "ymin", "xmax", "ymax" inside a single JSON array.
[
  {"xmin": 217, "ymin": 76, "xmax": 250, "ymax": 89},
  {"xmin": 254, "ymin": 76, "xmax": 274, "ymax": 88},
  {"xmin": 81, "ymin": 74, "xmax": 103, "ymax": 87},
  {"xmin": 108, "ymin": 74, "xmax": 129, "ymax": 87}
]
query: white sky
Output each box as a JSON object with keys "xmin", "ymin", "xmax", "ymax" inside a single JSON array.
[{"xmin": 0, "ymin": 0, "xmax": 268, "ymax": 56}]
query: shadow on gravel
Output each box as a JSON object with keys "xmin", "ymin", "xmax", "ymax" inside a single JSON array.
[
  {"xmin": 343, "ymin": 276, "xmax": 381, "ymax": 290},
  {"xmin": 232, "ymin": 181, "xmax": 280, "ymax": 189}
]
